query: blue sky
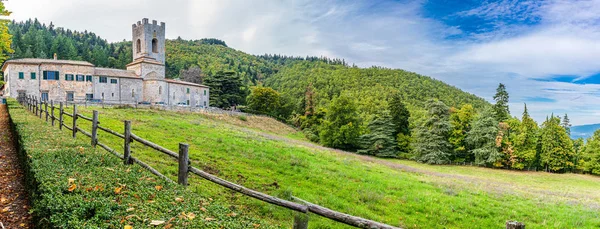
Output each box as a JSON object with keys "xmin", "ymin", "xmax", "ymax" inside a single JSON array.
[{"xmin": 6, "ymin": 0, "xmax": 600, "ymax": 125}]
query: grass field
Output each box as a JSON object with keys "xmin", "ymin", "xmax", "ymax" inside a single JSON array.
[{"xmin": 60, "ymin": 105, "xmax": 600, "ymax": 229}]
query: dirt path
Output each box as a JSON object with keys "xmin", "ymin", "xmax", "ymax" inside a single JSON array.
[{"xmin": 0, "ymin": 105, "xmax": 32, "ymax": 228}]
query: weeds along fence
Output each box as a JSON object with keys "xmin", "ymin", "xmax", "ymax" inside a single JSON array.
[{"xmin": 17, "ymin": 96, "xmax": 402, "ymax": 229}]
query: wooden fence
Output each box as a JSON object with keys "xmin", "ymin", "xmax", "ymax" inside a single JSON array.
[{"xmin": 17, "ymin": 96, "xmax": 402, "ymax": 229}]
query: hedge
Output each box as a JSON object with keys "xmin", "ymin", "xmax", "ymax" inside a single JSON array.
[{"xmin": 6, "ymin": 99, "xmax": 274, "ymax": 228}]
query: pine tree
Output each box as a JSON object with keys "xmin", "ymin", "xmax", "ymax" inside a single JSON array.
[
  {"xmin": 358, "ymin": 113, "xmax": 398, "ymax": 157},
  {"xmin": 493, "ymin": 83, "xmax": 510, "ymax": 122},
  {"xmin": 466, "ymin": 108, "xmax": 501, "ymax": 166},
  {"xmin": 412, "ymin": 99, "xmax": 452, "ymax": 164},
  {"xmin": 561, "ymin": 113, "xmax": 571, "ymax": 136}
]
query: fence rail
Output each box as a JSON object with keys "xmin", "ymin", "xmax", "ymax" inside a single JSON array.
[{"xmin": 17, "ymin": 95, "xmax": 408, "ymax": 229}]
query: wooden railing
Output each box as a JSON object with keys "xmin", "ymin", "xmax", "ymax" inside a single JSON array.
[{"xmin": 17, "ymin": 96, "xmax": 402, "ymax": 229}]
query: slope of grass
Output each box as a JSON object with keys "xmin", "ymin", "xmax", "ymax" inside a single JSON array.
[
  {"xmin": 64, "ymin": 105, "xmax": 600, "ymax": 229},
  {"xmin": 7, "ymin": 100, "xmax": 273, "ymax": 228}
]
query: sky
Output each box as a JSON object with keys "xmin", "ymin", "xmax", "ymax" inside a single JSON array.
[{"xmin": 5, "ymin": 0, "xmax": 600, "ymax": 125}]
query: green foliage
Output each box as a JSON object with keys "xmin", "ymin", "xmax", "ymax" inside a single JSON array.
[
  {"xmin": 358, "ymin": 113, "xmax": 398, "ymax": 157},
  {"xmin": 389, "ymin": 93, "xmax": 410, "ymax": 136},
  {"xmin": 449, "ymin": 104, "xmax": 476, "ymax": 162},
  {"xmin": 319, "ymin": 93, "xmax": 362, "ymax": 150},
  {"xmin": 6, "ymin": 100, "xmax": 269, "ymax": 228},
  {"xmin": 0, "ymin": 2, "xmax": 12, "ymax": 63},
  {"xmin": 511, "ymin": 104, "xmax": 539, "ymax": 169},
  {"xmin": 203, "ymin": 71, "xmax": 247, "ymax": 108},
  {"xmin": 413, "ymin": 100, "xmax": 452, "ymax": 164},
  {"xmin": 246, "ymin": 86, "xmax": 281, "ymax": 116},
  {"xmin": 540, "ymin": 116, "xmax": 575, "ymax": 172},
  {"xmin": 579, "ymin": 130, "xmax": 600, "ymax": 174},
  {"xmin": 466, "ymin": 108, "xmax": 501, "ymax": 166},
  {"xmin": 493, "ymin": 83, "xmax": 510, "ymax": 122},
  {"xmin": 561, "ymin": 113, "xmax": 571, "ymax": 136}
]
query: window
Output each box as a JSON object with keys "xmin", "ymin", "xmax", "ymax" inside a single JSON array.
[
  {"xmin": 41, "ymin": 92, "xmax": 48, "ymax": 102},
  {"xmin": 30, "ymin": 72, "xmax": 36, "ymax": 80},
  {"xmin": 186, "ymin": 100, "xmax": 190, "ymax": 105},
  {"xmin": 66, "ymin": 92, "xmax": 74, "ymax": 102},
  {"xmin": 43, "ymin": 71, "xmax": 60, "ymax": 80},
  {"xmin": 186, "ymin": 88, "xmax": 190, "ymax": 94},
  {"xmin": 86, "ymin": 94, "xmax": 93, "ymax": 101},
  {"xmin": 159, "ymin": 86, "xmax": 162, "ymax": 94},
  {"xmin": 101, "ymin": 93, "xmax": 104, "ymax": 99},
  {"xmin": 152, "ymin": 38, "xmax": 158, "ymax": 53},
  {"xmin": 65, "ymin": 74, "xmax": 74, "ymax": 81},
  {"xmin": 136, "ymin": 39, "xmax": 141, "ymax": 53},
  {"xmin": 111, "ymin": 93, "xmax": 114, "ymax": 97},
  {"xmin": 110, "ymin": 79, "xmax": 118, "ymax": 84},
  {"xmin": 86, "ymin": 75, "xmax": 93, "ymax": 82},
  {"xmin": 132, "ymin": 89, "xmax": 135, "ymax": 98},
  {"xmin": 17, "ymin": 91, "xmax": 26, "ymax": 100},
  {"xmin": 204, "ymin": 90, "xmax": 206, "ymax": 95},
  {"xmin": 18, "ymin": 72, "xmax": 24, "ymax": 79},
  {"xmin": 99, "ymin": 76, "xmax": 107, "ymax": 83},
  {"xmin": 204, "ymin": 101, "xmax": 207, "ymax": 107},
  {"xmin": 76, "ymin": 74, "xmax": 85, "ymax": 82}
]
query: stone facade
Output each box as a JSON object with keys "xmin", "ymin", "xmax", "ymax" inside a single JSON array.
[{"xmin": 1, "ymin": 18, "xmax": 209, "ymax": 107}]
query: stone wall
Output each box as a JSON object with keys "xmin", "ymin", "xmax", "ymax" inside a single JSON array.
[{"xmin": 167, "ymin": 82, "xmax": 209, "ymax": 107}]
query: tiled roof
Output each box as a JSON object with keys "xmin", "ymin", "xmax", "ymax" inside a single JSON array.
[
  {"xmin": 94, "ymin": 68, "xmax": 140, "ymax": 79},
  {"xmin": 165, "ymin": 79, "xmax": 209, "ymax": 88},
  {"xmin": 3, "ymin": 58, "xmax": 94, "ymax": 67}
]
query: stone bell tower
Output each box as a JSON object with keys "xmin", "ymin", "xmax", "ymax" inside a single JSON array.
[
  {"xmin": 127, "ymin": 18, "xmax": 166, "ymax": 80},
  {"xmin": 131, "ymin": 18, "xmax": 165, "ymax": 64}
]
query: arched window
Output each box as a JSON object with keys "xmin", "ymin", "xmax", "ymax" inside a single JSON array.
[
  {"xmin": 152, "ymin": 38, "xmax": 158, "ymax": 53},
  {"xmin": 136, "ymin": 39, "xmax": 141, "ymax": 53}
]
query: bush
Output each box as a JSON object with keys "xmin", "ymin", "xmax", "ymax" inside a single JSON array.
[{"xmin": 6, "ymin": 99, "xmax": 272, "ymax": 228}]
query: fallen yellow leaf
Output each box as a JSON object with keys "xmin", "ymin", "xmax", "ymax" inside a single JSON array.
[
  {"xmin": 227, "ymin": 212, "xmax": 237, "ymax": 217},
  {"xmin": 68, "ymin": 184, "xmax": 77, "ymax": 192},
  {"xmin": 155, "ymin": 185, "xmax": 163, "ymax": 191},
  {"xmin": 126, "ymin": 207, "xmax": 135, "ymax": 212},
  {"xmin": 114, "ymin": 186, "xmax": 123, "ymax": 194},
  {"xmin": 175, "ymin": 197, "xmax": 183, "ymax": 202},
  {"xmin": 200, "ymin": 207, "xmax": 207, "ymax": 212},
  {"xmin": 205, "ymin": 217, "xmax": 214, "ymax": 221},
  {"xmin": 124, "ymin": 225, "xmax": 133, "ymax": 229}
]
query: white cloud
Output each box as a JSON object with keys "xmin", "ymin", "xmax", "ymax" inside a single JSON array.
[{"xmin": 4, "ymin": 0, "xmax": 600, "ymax": 125}]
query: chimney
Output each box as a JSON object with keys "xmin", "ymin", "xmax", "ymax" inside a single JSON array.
[{"xmin": 53, "ymin": 53, "xmax": 57, "ymax": 60}]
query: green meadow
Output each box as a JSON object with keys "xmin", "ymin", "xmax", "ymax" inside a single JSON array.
[{"xmin": 60, "ymin": 105, "xmax": 600, "ymax": 229}]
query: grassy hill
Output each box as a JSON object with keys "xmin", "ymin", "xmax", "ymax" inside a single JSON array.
[{"xmin": 60, "ymin": 106, "xmax": 600, "ymax": 228}]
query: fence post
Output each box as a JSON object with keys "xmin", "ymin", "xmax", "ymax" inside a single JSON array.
[
  {"xmin": 39, "ymin": 99, "xmax": 43, "ymax": 119},
  {"xmin": 33, "ymin": 97, "xmax": 37, "ymax": 116},
  {"xmin": 293, "ymin": 213, "xmax": 309, "ymax": 229},
  {"xmin": 59, "ymin": 102, "xmax": 64, "ymax": 130},
  {"xmin": 45, "ymin": 101, "xmax": 49, "ymax": 122},
  {"xmin": 91, "ymin": 110, "xmax": 98, "ymax": 147},
  {"xmin": 506, "ymin": 221, "xmax": 525, "ymax": 229},
  {"xmin": 178, "ymin": 143, "xmax": 189, "ymax": 186},
  {"xmin": 72, "ymin": 104, "xmax": 77, "ymax": 138},
  {"xmin": 123, "ymin": 120, "xmax": 132, "ymax": 165},
  {"xmin": 50, "ymin": 100, "xmax": 55, "ymax": 126}
]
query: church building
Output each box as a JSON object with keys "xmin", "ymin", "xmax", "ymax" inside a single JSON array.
[{"xmin": 1, "ymin": 18, "xmax": 209, "ymax": 107}]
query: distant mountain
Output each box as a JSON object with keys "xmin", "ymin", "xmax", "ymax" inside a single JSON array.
[{"xmin": 571, "ymin": 124, "xmax": 600, "ymax": 139}]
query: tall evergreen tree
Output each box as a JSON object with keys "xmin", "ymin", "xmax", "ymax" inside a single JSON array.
[
  {"xmin": 389, "ymin": 93, "xmax": 411, "ymax": 154},
  {"xmin": 466, "ymin": 108, "xmax": 502, "ymax": 166},
  {"xmin": 412, "ymin": 99, "xmax": 452, "ymax": 164},
  {"xmin": 493, "ymin": 83, "xmax": 510, "ymax": 122},
  {"xmin": 358, "ymin": 113, "xmax": 398, "ymax": 157},
  {"xmin": 561, "ymin": 113, "xmax": 571, "ymax": 136}
]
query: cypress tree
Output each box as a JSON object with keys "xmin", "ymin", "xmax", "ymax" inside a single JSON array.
[{"xmin": 561, "ymin": 113, "xmax": 571, "ymax": 136}]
